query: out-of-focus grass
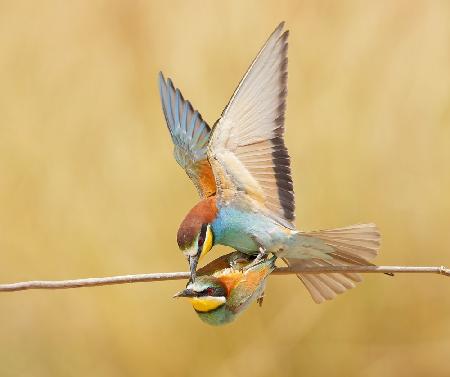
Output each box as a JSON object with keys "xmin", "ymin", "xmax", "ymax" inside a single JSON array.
[{"xmin": 0, "ymin": 1, "xmax": 449, "ymax": 376}]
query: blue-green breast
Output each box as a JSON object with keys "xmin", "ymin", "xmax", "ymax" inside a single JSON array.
[
  {"xmin": 211, "ymin": 206, "xmax": 286, "ymax": 254},
  {"xmin": 196, "ymin": 306, "xmax": 236, "ymax": 326}
]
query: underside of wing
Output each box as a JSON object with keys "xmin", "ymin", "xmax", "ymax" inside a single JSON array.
[
  {"xmin": 159, "ymin": 73, "xmax": 216, "ymax": 198},
  {"xmin": 208, "ymin": 22, "xmax": 295, "ymax": 228}
]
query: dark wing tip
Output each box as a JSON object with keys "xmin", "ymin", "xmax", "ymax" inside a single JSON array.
[
  {"xmin": 158, "ymin": 71, "xmax": 166, "ymax": 93},
  {"xmin": 158, "ymin": 72, "xmax": 168, "ymax": 94},
  {"xmin": 274, "ymin": 22, "xmax": 289, "ymax": 43},
  {"xmin": 276, "ymin": 21, "xmax": 286, "ymax": 33},
  {"xmin": 175, "ymin": 87, "xmax": 185, "ymax": 103},
  {"xmin": 273, "ymin": 26, "xmax": 293, "ymax": 222},
  {"xmin": 271, "ymin": 138, "xmax": 295, "ymax": 222},
  {"xmin": 167, "ymin": 77, "xmax": 175, "ymax": 91}
]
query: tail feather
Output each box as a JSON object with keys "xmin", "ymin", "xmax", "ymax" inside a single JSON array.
[
  {"xmin": 286, "ymin": 223, "xmax": 380, "ymax": 304},
  {"xmin": 307, "ymin": 223, "xmax": 380, "ymax": 261}
]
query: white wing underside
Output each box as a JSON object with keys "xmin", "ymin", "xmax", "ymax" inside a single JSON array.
[{"xmin": 208, "ymin": 22, "xmax": 295, "ymax": 229}]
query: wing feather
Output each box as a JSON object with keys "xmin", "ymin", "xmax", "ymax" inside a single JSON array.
[
  {"xmin": 208, "ymin": 22, "xmax": 295, "ymax": 228},
  {"xmin": 159, "ymin": 73, "xmax": 216, "ymax": 198}
]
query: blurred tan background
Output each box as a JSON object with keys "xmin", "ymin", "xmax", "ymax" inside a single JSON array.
[{"xmin": 0, "ymin": 1, "xmax": 449, "ymax": 376}]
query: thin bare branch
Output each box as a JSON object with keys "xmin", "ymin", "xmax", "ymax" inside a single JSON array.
[{"xmin": 0, "ymin": 265, "xmax": 448, "ymax": 292}]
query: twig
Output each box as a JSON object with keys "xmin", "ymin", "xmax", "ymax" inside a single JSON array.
[{"xmin": 0, "ymin": 265, "xmax": 448, "ymax": 292}]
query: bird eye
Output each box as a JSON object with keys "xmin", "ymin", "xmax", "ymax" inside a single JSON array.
[{"xmin": 198, "ymin": 287, "xmax": 214, "ymax": 296}]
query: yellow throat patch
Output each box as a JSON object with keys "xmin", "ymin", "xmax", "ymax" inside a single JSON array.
[
  {"xmin": 200, "ymin": 224, "xmax": 213, "ymax": 258},
  {"xmin": 191, "ymin": 296, "xmax": 225, "ymax": 312}
]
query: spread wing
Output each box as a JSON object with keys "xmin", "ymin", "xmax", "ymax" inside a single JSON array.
[
  {"xmin": 159, "ymin": 73, "xmax": 216, "ymax": 198},
  {"xmin": 207, "ymin": 22, "xmax": 295, "ymax": 228}
]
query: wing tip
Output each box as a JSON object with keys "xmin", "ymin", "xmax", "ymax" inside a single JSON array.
[
  {"xmin": 167, "ymin": 77, "xmax": 175, "ymax": 91},
  {"xmin": 158, "ymin": 71, "xmax": 166, "ymax": 92},
  {"xmin": 275, "ymin": 21, "xmax": 286, "ymax": 34},
  {"xmin": 274, "ymin": 21, "xmax": 289, "ymax": 42},
  {"xmin": 265, "ymin": 22, "xmax": 289, "ymax": 52},
  {"xmin": 159, "ymin": 72, "xmax": 169, "ymax": 93}
]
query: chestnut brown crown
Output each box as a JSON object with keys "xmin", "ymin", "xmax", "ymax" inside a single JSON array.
[{"xmin": 177, "ymin": 197, "xmax": 218, "ymax": 250}]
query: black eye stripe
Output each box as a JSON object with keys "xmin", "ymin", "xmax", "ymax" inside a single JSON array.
[
  {"xmin": 199, "ymin": 287, "xmax": 219, "ymax": 296},
  {"xmin": 198, "ymin": 224, "xmax": 208, "ymax": 248},
  {"xmin": 198, "ymin": 288, "xmax": 212, "ymax": 296}
]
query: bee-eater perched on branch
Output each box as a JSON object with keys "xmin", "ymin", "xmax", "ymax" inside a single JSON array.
[
  {"xmin": 174, "ymin": 253, "xmax": 275, "ymax": 326},
  {"xmin": 159, "ymin": 22, "xmax": 381, "ymax": 304}
]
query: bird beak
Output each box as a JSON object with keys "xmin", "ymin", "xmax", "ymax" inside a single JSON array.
[
  {"xmin": 188, "ymin": 254, "xmax": 200, "ymax": 283},
  {"xmin": 173, "ymin": 288, "xmax": 197, "ymax": 298}
]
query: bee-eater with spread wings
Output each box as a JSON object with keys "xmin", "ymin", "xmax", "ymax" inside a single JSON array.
[{"xmin": 159, "ymin": 22, "xmax": 380, "ymax": 304}]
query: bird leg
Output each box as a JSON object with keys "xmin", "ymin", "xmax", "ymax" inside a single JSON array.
[
  {"xmin": 255, "ymin": 246, "xmax": 268, "ymax": 263},
  {"xmin": 229, "ymin": 251, "xmax": 254, "ymax": 270},
  {"xmin": 243, "ymin": 247, "xmax": 268, "ymax": 271},
  {"xmin": 257, "ymin": 291, "xmax": 265, "ymax": 307}
]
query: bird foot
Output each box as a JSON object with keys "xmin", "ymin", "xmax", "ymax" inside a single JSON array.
[
  {"xmin": 229, "ymin": 251, "xmax": 253, "ymax": 271},
  {"xmin": 243, "ymin": 247, "xmax": 267, "ymax": 271},
  {"xmin": 257, "ymin": 291, "xmax": 265, "ymax": 307}
]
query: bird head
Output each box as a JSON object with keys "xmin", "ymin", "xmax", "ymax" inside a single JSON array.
[
  {"xmin": 173, "ymin": 276, "xmax": 227, "ymax": 313},
  {"xmin": 177, "ymin": 198, "xmax": 217, "ymax": 281}
]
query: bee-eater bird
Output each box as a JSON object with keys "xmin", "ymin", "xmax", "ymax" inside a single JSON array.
[
  {"xmin": 159, "ymin": 22, "xmax": 381, "ymax": 304},
  {"xmin": 174, "ymin": 253, "xmax": 275, "ymax": 326}
]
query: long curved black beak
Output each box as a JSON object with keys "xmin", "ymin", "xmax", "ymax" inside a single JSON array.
[
  {"xmin": 173, "ymin": 288, "xmax": 197, "ymax": 298},
  {"xmin": 188, "ymin": 254, "xmax": 200, "ymax": 283}
]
